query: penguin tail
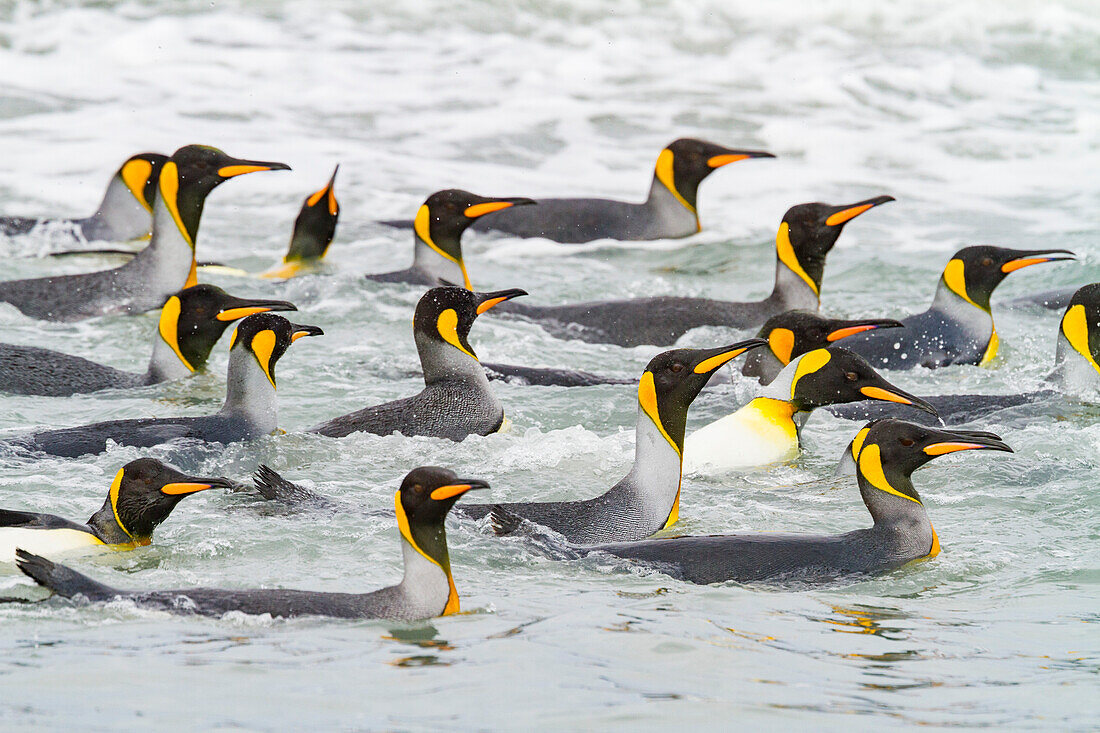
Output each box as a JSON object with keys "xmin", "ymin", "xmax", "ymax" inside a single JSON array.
[
  {"xmin": 15, "ymin": 549, "xmax": 118, "ymax": 601},
  {"xmin": 488, "ymin": 506, "xmax": 524, "ymax": 536},
  {"xmin": 376, "ymin": 218, "xmax": 414, "ymax": 230},
  {"xmin": 252, "ymin": 465, "xmax": 326, "ymax": 505},
  {"xmin": 487, "ymin": 509, "xmax": 583, "ymax": 561}
]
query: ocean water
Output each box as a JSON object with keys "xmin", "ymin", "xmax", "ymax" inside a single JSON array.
[{"xmin": 0, "ymin": 0, "xmax": 1098, "ymax": 729}]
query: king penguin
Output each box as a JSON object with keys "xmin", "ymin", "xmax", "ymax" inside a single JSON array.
[
  {"xmin": 841, "ymin": 245, "xmax": 1075, "ymax": 370},
  {"xmin": 494, "ymin": 196, "xmax": 894, "ymax": 346},
  {"xmin": 0, "ymin": 145, "xmax": 289, "ymax": 322},
  {"xmin": 683, "ymin": 347, "xmax": 938, "ymax": 473},
  {"xmin": 15, "ymin": 467, "xmax": 487, "ymax": 621},
  {"xmin": 260, "ymin": 166, "xmax": 341, "ymax": 279},
  {"xmin": 0, "ymin": 284, "xmax": 296, "ymax": 396},
  {"xmin": 459, "ymin": 340, "xmax": 768, "ymax": 543},
  {"xmin": 310, "ymin": 285, "xmax": 526, "ymax": 440},
  {"xmin": 571, "ymin": 419, "xmax": 1012, "ymax": 585},
  {"xmin": 379, "ymin": 139, "xmax": 774, "ymax": 243},
  {"xmin": 7, "ymin": 313, "xmax": 323, "ymax": 458},
  {"xmin": 1, "ymin": 458, "xmax": 235, "ymax": 561},
  {"xmin": 1, "ymin": 152, "xmax": 167, "ymax": 243},
  {"xmin": 365, "ymin": 189, "xmax": 535, "ymax": 288}
]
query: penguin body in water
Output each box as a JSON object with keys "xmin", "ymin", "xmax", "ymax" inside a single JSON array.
[
  {"xmin": 841, "ymin": 246, "xmax": 1074, "ymax": 370},
  {"xmin": 0, "ymin": 458, "xmax": 234, "ymax": 561},
  {"xmin": 310, "ymin": 286, "xmax": 526, "ymax": 441},
  {"xmin": 683, "ymin": 347, "xmax": 938, "ymax": 473},
  {"xmin": 1, "ymin": 153, "xmax": 167, "ymax": 243},
  {"xmin": 365, "ymin": 189, "xmax": 534, "ymax": 288},
  {"xmin": 0, "ymin": 284, "xmax": 296, "ymax": 396},
  {"xmin": 459, "ymin": 340, "xmax": 768, "ymax": 543},
  {"xmin": 260, "ymin": 166, "xmax": 341, "ymax": 279},
  {"xmin": 14, "ymin": 467, "xmax": 486, "ymax": 621},
  {"xmin": 831, "ymin": 282, "xmax": 1100, "ymax": 426},
  {"xmin": 494, "ymin": 196, "xmax": 894, "ymax": 346},
  {"xmin": 381, "ymin": 139, "xmax": 774, "ymax": 243},
  {"xmin": 561, "ymin": 420, "xmax": 1012, "ymax": 585},
  {"xmin": 0, "ymin": 145, "xmax": 289, "ymax": 321},
  {"xmin": 6, "ymin": 313, "xmax": 322, "ymax": 458}
]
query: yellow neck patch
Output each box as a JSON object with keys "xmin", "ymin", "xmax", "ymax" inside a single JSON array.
[
  {"xmin": 662, "ymin": 480, "xmax": 681, "ymax": 530},
  {"xmin": 415, "ymin": 204, "xmax": 472, "ymax": 289},
  {"xmin": 791, "ymin": 349, "xmax": 831, "ymax": 399},
  {"xmin": 769, "ymin": 327, "xmax": 795, "ymax": 364},
  {"xmin": 121, "ymin": 159, "xmax": 154, "ymax": 212},
  {"xmin": 157, "ymin": 296, "xmax": 195, "ymax": 372},
  {"xmin": 1061, "ymin": 304, "xmax": 1100, "ymax": 374},
  {"xmin": 159, "ymin": 161, "xmax": 194, "ymax": 248},
  {"xmin": 849, "ymin": 425, "xmax": 871, "ymax": 462},
  {"xmin": 250, "ymin": 329, "xmax": 278, "ymax": 388},
  {"xmin": 654, "ymin": 149, "xmax": 697, "ymax": 214},
  {"xmin": 746, "ymin": 397, "xmax": 799, "ymax": 441},
  {"xmin": 942, "ymin": 259, "xmax": 985, "ymax": 311},
  {"xmin": 980, "ymin": 326, "xmax": 999, "ymax": 366},
  {"xmin": 776, "ymin": 222, "xmax": 819, "ymax": 297},
  {"xmin": 638, "ymin": 371, "xmax": 682, "ymax": 458},
  {"xmin": 437, "ymin": 308, "xmax": 477, "ymax": 361},
  {"xmin": 108, "ymin": 468, "xmax": 136, "ymax": 541},
  {"xmin": 927, "ymin": 526, "xmax": 941, "ymax": 558},
  {"xmin": 394, "ymin": 491, "xmax": 459, "ymax": 615},
  {"xmin": 858, "ymin": 444, "xmax": 922, "ymax": 504}
]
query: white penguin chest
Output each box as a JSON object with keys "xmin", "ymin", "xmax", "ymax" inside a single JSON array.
[
  {"xmin": 0, "ymin": 528, "xmax": 106, "ymax": 563},
  {"xmin": 684, "ymin": 400, "xmax": 800, "ymax": 473}
]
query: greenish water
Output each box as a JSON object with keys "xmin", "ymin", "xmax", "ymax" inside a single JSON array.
[{"xmin": 0, "ymin": 0, "xmax": 1097, "ymax": 729}]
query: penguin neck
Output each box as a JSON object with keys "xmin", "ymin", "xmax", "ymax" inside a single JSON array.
[
  {"xmin": 397, "ymin": 533, "xmax": 455, "ymax": 616},
  {"xmin": 415, "ymin": 331, "xmax": 491, "ymax": 389},
  {"xmin": 767, "ymin": 260, "xmax": 821, "ymax": 312},
  {"xmin": 145, "ymin": 331, "xmax": 195, "ymax": 384},
  {"xmin": 930, "ymin": 278, "xmax": 996, "ymax": 361},
  {"xmin": 856, "ymin": 469, "xmax": 935, "ymax": 557},
  {"xmin": 218, "ymin": 348, "xmax": 279, "ymax": 434},
  {"xmin": 90, "ymin": 174, "xmax": 152, "ymax": 241},
  {"xmin": 621, "ymin": 405, "xmax": 684, "ymax": 529},
  {"xmin": 755, "ymin": 366, "xmax": 810, "ymax": 431},
  {"xmin": 87, "ymin": 502, "xmax": 138, "ymax": 545},
  {"xmin": 126, "ymin": 198, "xmax": 198, "ymax": 302},
  {"xmin": 412, "ymin": 238, "xmax": 467, "ymax": 288},
  {"xmin": 644, "ymin": 176, "xmax": 701, "ymax": 237},
  {"xmin": 1050, "ymin": 331, "xmax": 1100, "ymax": 397}
]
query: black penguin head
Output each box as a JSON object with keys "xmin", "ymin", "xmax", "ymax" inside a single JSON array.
[
  {"xmin": 656, "ymin": 138, "xmax": 774, "ymax": 211},
  {"xmin": 753, "ymin": 310, "xmax": 903, "ymax": 367},
  {"xmin": 777, "ymin": 196, "xmax": 894, "ymax": 296},
  {"xmin": 285, "ymin": 165, "xmax": 340, "ymax": 262},
  {"xmin": 1058, "ymin": 283, "xmax": 1100, "ymax": 370},
  {"xmin": 639, "ymin": 339, "xmax": 768, "ymax": 452},
  {"xmin": 101, "ymin": 458, "xmax": 237, "ymax": 543},
  {"xmin": 854, "ymin": 419, "xmax": 1012, "ymax": 505},
  {"xmin": 229, "ymin": 312, "xmax": 324, "ymax": 388},
  {"xmin": 939, "ymin": 245, "xmax": 1075, "ymax": 312},
  {"xmin": 158, "ymin": 284, "xmax": 297, "ymax": 371},
  {"xmin": 785, "ymin": 347, "xmax": 938, "ymax": 415},
  {"xmin": 117, "ymin": 152, "xmax": 169, "ymax": 213},
  {"xmin": 160, "ymin": 144, "xmax": 291, "ymax": 247},
  {"xmin": 413, "ymin": 285, "xmax": 527, "ymax": 362},
  {"xmin": 413, "ymin": 190, "xmax": 536, "ymax": 288}
]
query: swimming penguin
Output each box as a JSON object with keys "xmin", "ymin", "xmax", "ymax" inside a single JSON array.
[
  {"xmin": 383, "ymin": 139, "xmax": 774, "ymax": 243},
  {"xmin": 0, "ymin": 458, "xmax": 235, "ymax": 561},
  {"xmin": 562, "ymin": 419, "xmax": 1012, "ymax": 585},
  {"xmin": 0, "ymin": 152, "xmax": 167, "ymax": 243},
  {"xmin": 365, "ymin": 189, "xmax": 535, "ymax": 288},
  {"xmin": 0, "ymin": 284, "xmax": 296, "ymax": 396},
  {"xmin": 1005, "ymin": 286, "xmax": 1079, "ymax": 312},
  {"xmin": 310, "ymin": 285, "xmax": 526, "ymax": 440},
  {"xmin": 459, "ymin": 340, "xmax": 768, "ymax": 543},
  {"xmin": 840, "ymin": 246, "xmax": 1075, "ymax": 370},
  {"xmin": 494, "ymin": 196, "xmax": 894, "ymax": 346},
  {"xmin": 831, "ymin": 281, "xmax": 1100, "ymax": 427},
  {"xmin": 0, "ymin": 145, "xmax": 290, "ymax": 322},
  {"xmin": 741, "ymin": 310, "xmax": 903, "ymax": 385},
  {"xmin": 683, "ymin": 347, "xmax": 938, "ymax": 473},
  {"xmin": 260, "ymin": 166, "xmax": 341, "ymax": 279},
  {"xmin": 14, "ymin": 466, "xmax": 487, "ymax": 620},
  {"xmin": 7, "ymin": 313, "xmax": 323, "ymax": 458}
]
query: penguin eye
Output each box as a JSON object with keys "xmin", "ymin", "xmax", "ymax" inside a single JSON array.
[
  {"xmin": 412, "ymin": 483, "xmax": 424, "ymax": 493},
  {"xmin": 900, "ymin": 437, "xmax": 915, "ymax": 447},
  {"xmin": 669, "ymin": 363, "xmax": 684, "ymax": 373},
  {"xmin": 845, "ymin": 371, "xmax": 858, "ymax": 382},
  {"xmin": 981, "ymin": 257, "xmax": 993, "ymax": 267}
]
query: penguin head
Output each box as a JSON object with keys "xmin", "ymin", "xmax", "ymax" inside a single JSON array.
[
  {"xmin": 413, "ymin": 190, "xmax": 536, "ymax": 289},
  {"xmin": 744, "ymin": 309, "xmax": 903, "ymax": 380},
  {"xmin": 413, "ymin": 285, "xmax": 527, "ymax": 363},
  {"xmin": 1052, "ymin": 283, "xmax": 1100, "ymax": 393},
  {"xmin": 285, "ymin": 165, "xmax": 340, "ymax": 262},
  {"xmin": 159, "ymin": 145, "xmax": 291, "ymax": 246},
  {"xmin": 781, "ymin": 347, "xmax": 938, "ymax": 416},
  {"xmin": 938, "ymin": 245, "xmax": 1075, "ymax": 312},
  {"xmin": 158, "ymin": 284, "xmax": 298, "ymax": 372},
  {"xmin": 655, "ymin": 138, "xmax": 774, "ymax": 212},
  {"xmin": 116, "ymin": 152, "xmax": 169, "ymax": 213},
  {"xmin": 229, "ymin": 312, "xmax": 324, "ymax": 389},
  {"xmin": 639, "ymin": 339, "xmax": 768, "ymax": 453},
  {"xmin": 100, "ymin": 458, "xmax": 236, "ymax": 543},
  {"xmin": 776, "ymin": 196, "xmax": 895, "ymax": 297},
  {"xmin": 854, "ymin": 419, "xmax": 1011, "ymax": 508}
]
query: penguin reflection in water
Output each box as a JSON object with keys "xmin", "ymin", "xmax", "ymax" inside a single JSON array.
[
  {"xmin": 0, "ymin": 459, "xmax": 234, "ymax": 562},
  {"xmin": 5, "ymin": 313, "xmax": 322, "ymax": 458},
  {"xmin": 524, "ymin": 419, "xmax": 1012, "ymax": 586},
  {"xmin": 14, "ymin": 467, "xmax": 486, "ymax": 621}
]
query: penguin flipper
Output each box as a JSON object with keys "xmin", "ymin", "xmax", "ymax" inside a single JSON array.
[
  {"xmin": 376, "ymin": 218, "xmax": 415, "ymax": 230},
  {"xmin": 488, "ymin": 506, "xmax": 524, "ymax": 536},
  {"xmin": 486, "ymin": 509, "xmax": 583, "ymax": 560},
  {"xmin": 0, "ymin": 509, "xmax": 87, "ymax": 532},
  {"xmin": 252, "ymin": 465, "xmax": 328, "ymax": 505},
  {"xmin": 15, "ymin": 549, "xmax": 120, "ymax": 601},
  {"xmin": 482, "ymin": 361, "xmax": 631, "ymax": 387}
]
